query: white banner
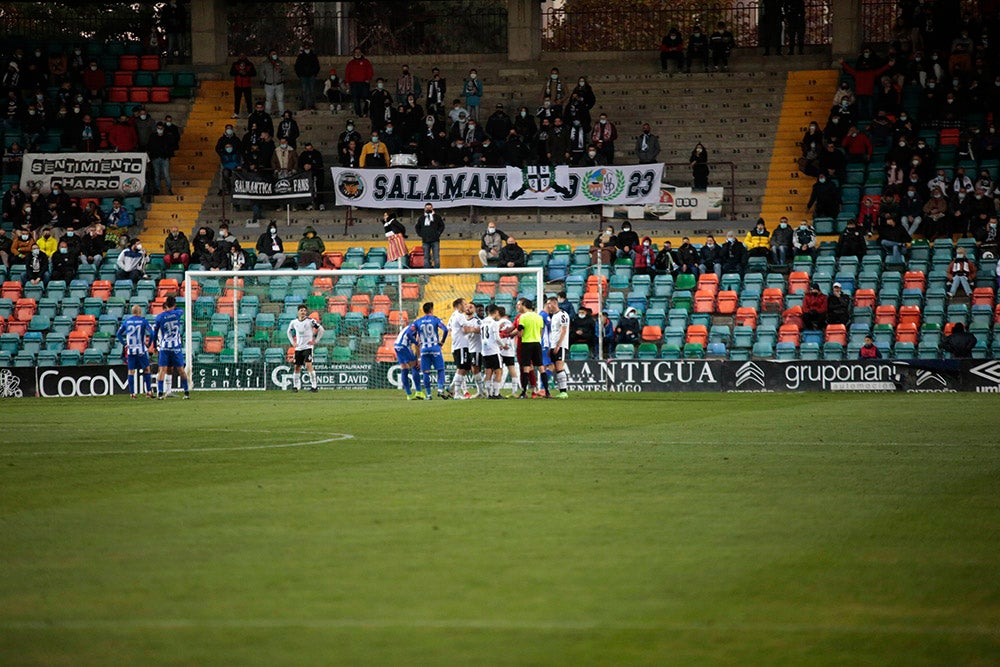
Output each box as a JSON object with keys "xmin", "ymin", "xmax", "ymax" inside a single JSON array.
[
  {"xmin": 330, "ymin": 164, "xmax": 664, "ymax": 208},
  {"xmin": 20, "ymin": 152, "xmax": 149, "ymax": 197},
  {"xmin": 605, "ymin": 184, "xmax": 725, "ymax": 221}
]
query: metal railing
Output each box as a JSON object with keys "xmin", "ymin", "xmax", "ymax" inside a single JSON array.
[{"xmin": 227, "ymin": 2, "xmax": 508, "ymax": 57}]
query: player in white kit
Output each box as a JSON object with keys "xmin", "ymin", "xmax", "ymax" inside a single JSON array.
[
  {"xmin": 286, "ymin": 305, "xmax": 325, "ymax": 392},
  {"xmin": 544, "ymin": 296, "xmax": 570, "ymax": 398}
]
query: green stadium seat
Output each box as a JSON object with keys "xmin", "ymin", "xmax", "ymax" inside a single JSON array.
[
  {"xmin": 568, "ymin": 344, "xmax": 590, "ymax": 361},
  {"xmin": 659, "ymin": 344, "xmax": 681, "ymax": 359},
  {"xmin": 682, "ymin": 342, "xmax": 704, "ymax": 359},
  {"xmin": 613, "ymin": 344, "xmax": 635, "ymax": 359},
  {"xmin": 799, "ymin": 342, "xmax": 821, "ymax": 359},
  {"xmin": 331, "ymin": 346, "xmax": 353, "ymax": 362}
]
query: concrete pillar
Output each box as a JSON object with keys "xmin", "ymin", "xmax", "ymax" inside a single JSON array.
[
  {"xmin": 190, "ymin": 0, "xmax": 228, "ymax": 69},
  {"xmin": 507, "ymin": 0, "xmax": 541, "ymax": 62},
  {"xmin": 830, "ymin": 0, "xmax": 862, "ymax": 60}
]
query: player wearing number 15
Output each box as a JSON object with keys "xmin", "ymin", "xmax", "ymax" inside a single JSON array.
[
  {"xmin": 412, "ymin": 301, "xmax": 451, "ymax": 400},
  {"xmin": 116, "ymin": 304, "xmax": 155, "ymax": 399},
  {"xmin": 153, "ymin": 295, "xmax": 191, "ymax": 399},
  {"xmin": 286, "ymin": 305, "xmax": 325, "ymax": 392}
]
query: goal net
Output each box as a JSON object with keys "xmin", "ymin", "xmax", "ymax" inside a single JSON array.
[{"xmin": 182, "ymin": 266, "xmax": 545, "ymax": 392}]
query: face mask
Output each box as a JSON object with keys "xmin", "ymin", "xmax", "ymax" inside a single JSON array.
[
  {"xmin": 269, "ymin": 228, "xmax": 276, "ymax": 234},
  {"xmin": 21, "ymin": 234, "xmax": 29, "ymax": 240},
  {"xmin": 59, "ymin": 247, "xmax": 68, "ymax": 254},
  {"xmin": 426, "ymin": 119, "xmax": 434, "ymax": 127},
  {"xmin": 43, "ymin": 231, "xmax": 50, "ymax": 237},
  {"xmin": 726, "ymin": 236, "xmax": 734, "ymax": 243},
  {"xmin": 622, "ymin": 226, "xmax": 631, "ymax": 232},
  {"xmin": 156, "ymin": 129, "xmax": 164, "ymax": 135},
  {"xmin": 588, "ymin": 151, "xmax": 597, "ymax": 158},
  {"xmin": 520, "ymin": 111, "xmax": 526, "ymax": 118},
  {"xmin": 643, "ymin": 241, "xmax": 650, "ymax": 247},
  {"xmin": 928, "ymin": 83, "xmax": 936, "ymax": 89},
  {"xmin": 304, "ymin": 49, "xmax": 310, "ymax": 54},
  {"xmin": 140, "ymin": 114, "xmax": 148, "ymax": 120},
  {"xmin": 958, "ymin": 194, "xmax": 966, "ymax": 200},
  {"xmin": 468, "ymin": 124, "xmax": 475, "ymax": 130},
  {"xmin": 898, "ymin": 141, "xmax": 905, "ymax": 147},
  {"xmin": 696, "ymin": 148, "xmax": 703, "ymax": 153},
  {"xmin": 908, "ymin": 191, "xmax": 916, "ymax": 197},
  {"xmin": 819, "ymin": 178, "xmax": 826, "ymax": 183},
  {"xmin": 455, "ymin": 143, "xmax": 464, "ymax": 149},
  {"xmin": 371, "ymin": 137, "xmax": 378, "ymax": 143},
  {"xmin": 976, "ymin": 195, "xmax": 983, "ymax": 200},
  {"xmin": 850, "ymin": 132, "xmax": 858, "ymax": 137},
  {"xmin": 550, "ymin": 74, "xmax": 558, "ymax": 80},
  {"xmin": 32, "ymin": 249, "xmax": 39, "ymax": 255},
  {"xmin": 347, "ymin": 124, "xmax": 354, "ymax": 132},
  {"xmin": 52, "ymin": 189, "xmax": 60, "ymax": 195},
  {"xmin": 66, "ymin": 231, "xmax": 74, "ymax": 237},
  {"xmin": 90, "ymin": 65, "xmax": 97, "ymax": 71},
  {"xmin": 599, "ymin": 119, "xmax": 607, "ymax": 125},
  {"xmin": 376, "ymin": 82, "xmax": 384, "ymax": 90},
  {"xmin": 280, "ymin": 142, "xmax": 287, "ymax": 148},
  {"xmin": 543, "ymin": 101, "xmax": 550, "ymax": 108},
  {"xmin": 604, "ymin": 230, "xmax": 612, "ymax": 236},
  {"xmin": 487, "ymin": 227, "xmax": 495, "ymax": 234},
  {"xmin": 225, "ymin": 147, "xmax": 233, "ymax": 153},
  {"xmin": 28, "ymin": 110, "xmax": 36, "ymax": 116},
  {"xmin": 952, "ymin": 80, "xmax": 959, "ymax": 87},
  {"xmin": 271, "ymin": 55, "xmax": 278, "ymax": 61},
  {"xmin": 74, "ymin": 50, "xmax": 81, "ymax": 55},
  {"xmin": 470, "ymin": 73, "xmax": 477, "ymax": 79},
  {"xmin": 73, "ymin": 107, "xmax": 80, "ymax": 113},
  {"xmin": 135, "ymin": 244, "xmax": 142, "ymax": 251},
  {"xmin": 780, "ymin": 222, "xmax": 788, "ymax": 228},
  {"xmin": 933, "ymin": 193, "xmax": 942, "ymax": 198}
]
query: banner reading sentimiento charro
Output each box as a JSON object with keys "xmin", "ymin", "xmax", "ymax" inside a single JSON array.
[
  {"xmin": 330, "ymin": 164, "xmax": 664, "ymax": 208},
  {"xmin": 21, "ymin": 152, "xmax": 148, "ymax": 196}
]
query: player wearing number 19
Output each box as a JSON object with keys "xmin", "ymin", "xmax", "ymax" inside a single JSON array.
[
  {"xmin": 286, "ymin": 305, "xmax": 325, "ymax": 392},
  {"xmin": 412, "ymin": 301, "xmax": 451, "ymax": 400},
  {"xmin": 116, "ymin": 304, "xmax": 155, "ymax": 399},
  {"xmin": 153, "ymin": 295, "xmax": 190, "ymax": 399}
]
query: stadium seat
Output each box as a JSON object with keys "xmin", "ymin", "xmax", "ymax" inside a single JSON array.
[
  {"xmin": 734, "ymin": 308, "xmax": 758, "ymax": 329},
  {"xmin": 799, "ymin": 342, "xmax": 821, "ymax": 360},
  {"xmin": 778, "ymin": 324, "xmax": 800, "ymax": 346},
  {"xmin": 822, "ymin": 342, "xmax": 845, "ymax": 359},
  {"xmin": 824, "ymin": 324, "xmax": 847, "ymax": 345},
  {"xmin": 613, "ymin": 344, "xmax": 635, "ymax": 359},
  {"xmin": 682, "ymin": 343, "xmax": 704, "ymax": 359},
  {"xmin": 637, "ymin": 342, "xmax": 659, "ymax": 359},
  {"xmin": 685, "ymin": 325, "xmax": 708, "ymax": 347}
]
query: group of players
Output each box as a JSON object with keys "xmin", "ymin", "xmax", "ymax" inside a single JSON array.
[
  {"xmin": 395, "ymin": 296, "xmax": 571, "ymax": 400},
  {"xmin": 115, "ymin": 295, "xmax": 191, "ymax": 399}
]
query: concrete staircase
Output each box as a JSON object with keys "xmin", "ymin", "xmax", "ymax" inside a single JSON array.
[
  {"xmin": 164, "ymin": 52, "xmax": 836, "ymax": 251},
  {"xmin": 758, "ymin": 69, "xmax": 840, "ymax": 225}
]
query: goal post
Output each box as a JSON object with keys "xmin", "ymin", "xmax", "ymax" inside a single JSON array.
[{"xmin": 182, "ymin": 266, "xmax": 545, "ymax": 391}]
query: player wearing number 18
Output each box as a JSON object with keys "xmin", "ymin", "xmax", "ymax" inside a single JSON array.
[
  {"xmin": 286, "ymin": 305, "xmax": 325, "ymax": 392},
  {"xmin": 153, "ymin": 295, "xmax": 190, "ymax": 399}
]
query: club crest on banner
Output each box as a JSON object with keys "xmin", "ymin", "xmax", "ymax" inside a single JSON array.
[
  {"xmin": 337, "ymin": 171, "xmax": 364, "ymax": 200},
  {"xmin": 583, "ymin": 168, "xmax": 626, "ymax": 202}
]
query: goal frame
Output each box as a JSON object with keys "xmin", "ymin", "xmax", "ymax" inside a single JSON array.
[{"xmin": 182, "ymin": 266, "xmax": 546, "ymax": 380}]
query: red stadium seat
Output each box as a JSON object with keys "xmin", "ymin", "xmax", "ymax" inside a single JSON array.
[
  {"xmin": 14, "ymin": 298, "xmax": 36, "ymax": 322},
  {"xmin": 693, "ymin": 290, "xmax": 715, "ymax": 313},
  {"xmin": 113, "ymin": 71, "xmax": 134, "ymax": 86},
  {"xmin": 74, "ymin": 315, "xmax": 97, "ymax": 337},
  {"xmin": 897, "ymin": 305, "xmax": 921, "ymax": 328},
  {"xmin": 2, "ymin": 281, "xmax": 22, "ymax": 300},
  {"xmin": 972, "ymin": 288, "xmax": 995, "ymax": 307},
  {"xmin": 735, "ymin": 307, "xmax": 758, "ymax": 329},
  {"xmin": 140, "ymin": 55, "xmax": 161, "ymax": 71},
  {"xmin": 824, "ymin": 324, "xmax": 847, "ymax": 345},
  {"xmin": 150, "ymin": 87, "xmax": 170, "ymax": 103},
  {"xmin": 129, "ymin": 87, "xmax": 151, "ymax": 103},
  {"xmin": 787, "ymin": 271, "xmax": 810, "ymax": 295},
  {"xmin": 322, "ymin": 251, "xmax": 343, "ymax": 269},
  {"xmin": 761, "ymin": 288, "xmax": 784, "ymax": 311},
  {"xmin": 875, "ymin": 305, "xmax": 897, "ymax": 326},
  {"xmin": 715, "ymin": 290, "xmax": 738, "ymax": 315},
  {"xmin": 372, "ymin": 295, "xmax": 392, "ymax": 315},
  {"xmin": 118, "ymin": 55, "xmax": 140, "ymax": 71},
  {"xmin": 641, "ymin": 325, "xmax": 662, "ymax": 342},
  {"xmin": 895, "ymin": 322, "xmax": 918, "ymax": 344},
  {"xmin": 107, "ymin": 87, "xmax": 129, "ymax": 103},
  {"xmin": 778, "ymin": 324, "xmax": 800, "ymax": 346},
  {"xmin": 903, "ymin": 271, "xmax": 926, "ymax": 292},
  {"xmin": 349, "ymin": 294, "xmax": 371, "ymax": 316},
  {"xmin": 696, "ymin": 273, "xmax": 719, "ymax": 296},
  {"xmin": 854, "ymin": 289, "xmax": 877, "ymax": 309},
  {"xmin": 327, "ymin": 295, "xmax": 348, "ymax": 316},
  {"xmin": 685, "ymin": 324, "xmax": 708, "ymax": 346}
]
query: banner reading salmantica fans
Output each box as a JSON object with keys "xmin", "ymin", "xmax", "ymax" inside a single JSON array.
[
  {"xmin": 330, "ymin": 164, "xmax": 664, "ymax": 208},
  {"xmin": 232, "ymin": 171, "xmax": 315, "ymax": 201},
  {"xmin": 20, "ymin": 152, "xmax": 148, "ymax": 196}
]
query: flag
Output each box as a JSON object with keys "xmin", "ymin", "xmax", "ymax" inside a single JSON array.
[{"xmin": 387, "ymin": 233, "xmax": 408, "ymax": 263}]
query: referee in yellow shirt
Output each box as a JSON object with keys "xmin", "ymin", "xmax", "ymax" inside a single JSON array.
[{"xmin": 515, "ymin": 298, "xmax": 549, "ymax": 398}]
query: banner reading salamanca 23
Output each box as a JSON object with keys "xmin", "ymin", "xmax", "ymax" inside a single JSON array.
[
  {"xmin": 20, "ymin": 153, "xmax": 148, "ymax": 196},
  {"xmin": 330, "ymin": 164, "xmax": 664, "ymax": 208}
]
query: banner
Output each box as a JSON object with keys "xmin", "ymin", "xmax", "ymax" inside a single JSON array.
[
  {"xmin": 331, "ymin": 164, "xmax": 664, "ymax": 209},
  {"xmin": 20, "ymin": 152, "xmax": 148, "ymax": 197},
  {"xmin": 232, "ymin": 172, "xmax": 315, "ymax": 201}
]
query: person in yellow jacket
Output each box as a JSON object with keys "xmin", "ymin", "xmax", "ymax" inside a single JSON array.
[
  {"xmin": 37, "ymin": 227, "xmax": 59, "ymax": 257},
  {"xmin": 359, "ymin": 130, "xmax": 390, "ymax": 168},
  {"xmin": 744, "ymin": 217, "xmax": 771, "ymax": 258}
]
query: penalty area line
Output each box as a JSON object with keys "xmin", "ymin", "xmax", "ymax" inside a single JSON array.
[{"xmin": 0, "ymin": 433, "xmax": 355, "ymax": 457}]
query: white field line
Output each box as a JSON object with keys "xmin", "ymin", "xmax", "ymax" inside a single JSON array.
[{"xmin": 0, "ymin": 433, "xmax": 354, "ymax": 457}]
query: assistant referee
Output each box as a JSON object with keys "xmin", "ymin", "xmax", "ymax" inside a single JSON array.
[{"xmin": 516, "ymin": 298, "xmax": 549, "ymax": 398}]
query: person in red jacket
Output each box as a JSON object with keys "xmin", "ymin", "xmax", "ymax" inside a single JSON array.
[
  {"xmin": 840, "ymin": 50, "xmax": 893, "ymax": 121},
  {"xmin": 802, "ymin": 282, "xmax": 828, "ymax": 330},
  {"xmin": 81, "ymin": 60, "xmax": 105, "ymax": 102},
  {"xmin": 345, "ymin": 48, "xmax": 374, "ymax": 119},
  {"xmin": 841, "ymin": 126, "xmax": 873, "ymax": 163},
  {"xmin": 107, "ymin": 114, "xmax": 138, "ymax": 152},
  {"xmin": 229, "ymin": 53, "xmax": 256, "ymax": 118},
  {"xmin": 634, "ymin": 236, "xmax": 655, "ymax": 276}
]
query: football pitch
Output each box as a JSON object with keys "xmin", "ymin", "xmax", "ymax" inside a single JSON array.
[{"xmin": 1, "ymin": 392, "xmax": 998, "ymax": 666}]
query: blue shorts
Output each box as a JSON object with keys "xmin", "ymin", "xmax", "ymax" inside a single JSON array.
[
  {"xmin": 158, "ymin": 349, "xmax": 185, "ymax": 369},
  {"xmin": 420, "ymin": 350, "xmax": 444, "ymax": 372},
  {"xmin": 542, "ymin": 347, "xmax": 552, "ymax": 367},
  {"xmin": 127, "ymin": 352, "xmax": 150, "ymax": 371},
  {"xmin": 395, "ymin": 345, "xmax": 416, "ymax": 365}
]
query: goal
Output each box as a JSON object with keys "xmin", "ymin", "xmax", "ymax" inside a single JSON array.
[{"xmin": 182, "ymin": 266, "xmax": 545, "ymax": 391}]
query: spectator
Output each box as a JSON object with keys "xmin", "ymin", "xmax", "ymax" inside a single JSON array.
[
  {"xmin": 226, "ymin": 241, "xmax": 249, "ymax": 271},
  {"xmin": 793, "ymin": 220, "xmax": 817, "ymax": 257},
  {"xmin": 147, "ymin": 121, "xmax": 176, "ymax": 196},
  {"xmin": 676, "ymin": 237, "xmax": 700, "ymax": 277},
  {"xmin": 201, "ymin": 240, "xmax": 225, "ymax": 271},
  {"xmin": 942, "ymin": 322, "xmax": 976, "ymax": 358},
  {"xmin": 79, "ymin": 224, "xmax": 105, "ymax": 268},
  {"xmin": 858, "ymin": 334, "xmax": 882, "ymax": 359},
  {"xmin": 802, "ymin": 283, "xmax": 828, "ymax": 330},
  {"xmin": 191, "ymin": 226, "xmax": 214, "ymax": 266},
  {"xmin": 836, "ymin": 218, "xmax": 867, "ymax": 258},
  {"xmin": 978, "ymin": 217, "xmax": 999, "ymax": 258},
  {"xmin": 294, "ymin": 44, "xmax": 320, "ymax": 111},
  {"xmin": 818, "ymin": 140, "xmax": 846, "ymax": 180},
  {"xmin": 415, "ymin": 203, "xmax": 445, "ymax": 269},
  {"xmin": 425, "ymin": 67, "xmax": 446, "ymax": 118},
  {"xmin": 858, "ymin": 195, "xmax": 881, "ymax": 237},
  {"xmin": 229, "ymin": 52, "xmax": 256, "ymax": 118},
  {"xmin": 10, "ymin": 228, "xmax": 34, "ymax": 265},
  {"xmin": 339, "ymin": 138, "xmax": 361, "ymax": 168},
  {"xmin": 255, "ymin": 223, "xmax": 287, "ymax": 268},
  {"xmin": 133, "ymin": 106, "xmax": 156, "ymax": 150},
  {"xmin": 826, "ymin": 283, "xmax": 851, "ymax": 325},
  {"xmin": 699, "ymin": 235, "xmax": 723, "ymax": 275},
  {"xmin": 615, "ymin": 308, "xmax": 641, "ymax": 347},
  {"xmin": 485, "ymin": 103, "xmax": 512, "ymax": 143},
  {"xmin": 569, "ymin": 307, "xmax": 597, "ymax": 353},
  {"xmin": 395, "ymin": 63, "xmax": 419, "ymax": 106},
  {"xmin": 841, "ymin": 126, "xmax": 873, "ymax": 162},
  {"xmin": 382, "ymin": 209, "xmax": 406, "ymax": 237},
  {"xmin": 542, "ymin": 67, "xmax": 566, "ymax": 110},
  {"xmin": 50, "ymin": 239, "xmax": 76, "ymax": 282},
  {"xmin": 615, "ymin": 222, "xmax": 640, "ymax": 261},
  {"xmin": 247, "ymin": 100, "xmax": 274, "ymax": 137},
  {"xmin": 107, "ymin": 113, "xmax": 137, "ymax": 152},
  {"xmin": 497, "ymin": 236, "xmax": 526, "ymax": 268},
  {"xmin": 323, "ymin": 68, "xmax": 342, "ymax": 112},
  {"xmin": 163, "ymin": 226, "xmax": 190, "ymax": 269},
  {"xmin": 461, "ymin": 69, "xmax": 483, "ymax": 122},
  {"xmin": 572, "ymin": 75, "xmax": 596, "ymax": 111},
  {"xmin": 369, "ymin": 77, "xmax": 392, "ymax": 131},
  {"xmin": 296, "ymin": 226, "xmax": 325, "ymax": 269},
  {"xmin": 709, "ymin": 21, "xmax": 735, "ymax": 72},
  {"xmin": 660, "ymin": 27, "xmax": 684, "ymax": 72},
  {"xmin": 685, "ymin": 25, "xmax": 709, "ymax": 73},
  {"xmin": 215, "ymin": 223, "xmax": 238, "ymax": 255},
  {"xmin": 556, "ymin": 292, "xmax": 576, "ymax": 320},
  {"xmin": 591, "ymin": 225, "xmax": 616, "ymax": 265},
  {"xmin": 74, "ymin": 113, "xmax": 98, "ymax": 151},
  {"xmin": 2, "ymin": 182, "xmax": 26, "ymax": 228},
  {"xmin": 271, "ymin": 136, "xmax": 297, "ymax": 179},
  {"xmin": 770, "ymin": 217, "xmax": 794, "ymax": 265},
  {"xmin": 946, "ymin": 249, "xmax": 976, "ymax": 298},
  {"xmin": 218, "ymin": 140, "xmax": 242, "ymax": 195},
  {"xmin": 719, "ymin": 232, "xmax": 748, "ymax": 275},
  {"xmin": 634, "ymin": 236, "xmax": 656, "ymax": 276},
  {"xmin": 807, "ymin": 174, "xmax": 840, "ymax": 220},
  {"xmin": 878, "ymin": 215, "xmax": 909, "ymax": 264},
  {"xmin": 546, "ymin": 116, "xmax": 570, "ymax": 165},
  {"xmin": 654, "ymin": 241, "xmax": 678, "ymax": 276},
  {"xmin": 635, "ymin": 123, "xmax": 660, "ymax": 164},
  {"xmin": 599, "ymin": 312, "xmax": 615, "ymax": 358},
  {"xmin": 590, "ymin": 112, "xmax": 617, "ymax": 165},
  {"xmin": 784, "ymin": 0, "xmax": 806, "ymax": 55},
  {"xmin": 106, "ymin": 198, "xmax": 133, "ymax": 230},
  {"xmin": 840, "ymin": 51, "xmax": 893, "ymax": 120},
  {"xmin": 298, "ymin": 142, "xmax": 325, "ymax": 209},
  {"xmin": 275, "ymin": 110, "xmax": 300, "ymax": 149},
  {"xmin": 360, "ymin": 131, "xmax": 389, "ymax": 168},
  {"xmin": 760, "ymin": 0, "xmax": 783, "ymax": 56},
  {"xmin": 115, "ymin": 238, "xmax": 147, "ymax": 283},
  {"xmin": 0, "ymin": 228, "xmax": 10, "ymax": 269},
  {"xmin": 479, "ymin": 221, "xmax": 508, "ymax": 266},
  {"xmin": 19, "ymin": 242, "xmax": 48, "ymax": 285},
  {"xmin": 163, "ymin": 114, "xmax": 181, "ymax": 148},
  {"xmin": 37, "ymin": 226, "xmax": 57, "ymax": 257},
  {"xmin": 690, "ymin": 143, "xmax": 709, "ymax": 189},
  {"xmin": 260, "ymin": 49, "xmax": 286, "ymax": 115},
  {"xmin": 899, "ymin": 184, "xmax": 925, "ymax": 237},
  {"xmin": 745, "ymin": 218, "xmax": 771, "ymax": 258},
  {"xmin": 80, "ymin": 60, "xmax": 105, "ymax": 102}
]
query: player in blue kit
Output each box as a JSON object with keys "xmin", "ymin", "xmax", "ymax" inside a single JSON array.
[
  {"xmin": 153, "ymin": 295, "xmax": 190, "ymax": 399},
  {"xmin": 412, "ymin": 301, "xmax": 451, "ymax": 400},
  {"xmin": 116, "ymin": 304, "xmax": 155, "ymax": 399},
  {"xmin": 393, "ymin": 322, "xmax": 423, "ymax": 400}
]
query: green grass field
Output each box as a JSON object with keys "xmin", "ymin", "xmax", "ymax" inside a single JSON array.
[{"xmin": 1, "ymin": 392, "xmax": 999, "ymax": 666}]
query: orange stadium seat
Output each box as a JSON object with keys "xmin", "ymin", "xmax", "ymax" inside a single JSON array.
[
  {"xmin": 895, "ymin": 323, "xmax": 918, "ymax": 344},
  {"xmin": 788, "ymin": 271, "xmax": 810, "ymax": 295},
  {"xmin": 641, "ymin": 325, "xmax": 662, "ymax": 342},
  {"xmin": 90, "ymin": 280, "xmax": 112, "ymax": 300},
  {"xmin": 2, "ymin": 281, "xmax": 23, "ymax": 300},
  {"xmin": 854, "ymin": 289, "xmax": 876, "ymax": 309},
  {"xmin": 762, "ymin": 288, "xmax": 784, "ymax": 311},
  {"xmin": 388, "ymin": 310, "xmax": 409, "ymax": 327},
  {"xmin": 107, "ymin": 87, "xmax": 129, "ymax": 103},
  {"xmin": 14, "ymin": 298, "xmax": 36, "ymax": 322},
  {"xmin": 778, "ymin": 324, "xmax": 800, "ymax": 346},
  {"xmin": 67, "ymin": 331, "xmax": 90, "ymax": 352},
  {"xmin": 693, "ymin": 290, "xmax": 715, "ymax": 313},
  {"xmin": 696, "ymin": 273, "xmax": 719, "ymax": 296},
  {"xmin": 897, "ymin": 305, "xmax": 921, "ymax": 328},
  {"xmin": 150, "ymin": 87, "xmax": 170, "ymax": 103},
  {"xmin": 327, "ymin": 295, "xmax": 348, "ymax": 316},
  {"xmin": 349, "ymin": 294, "xmax": 371, "ymax": 316},
  {"xmin": 74, "ymin": 315, "xmax": 97, "ymax": 337},
  {"xmin": 875, "ymin": 305, "xmax": 897, "ymax": 326},
  {"xmin": 157, "ymin": 278, "xmax": 180, "ymax": 298},
  {"xmin": 972, "ymin": 288, "xmax": 995, "ymax": 307},
  {"xmin": 903, "ymin": 271, "xmax": 926, "ymax": 292},
  {"xmin": 685, "ymin": 325, "xmax": 708, "ymax": 346},
  {"xmin": 372, "ymin": 295, "xmax": 392, "ymax": 315},
  {"xmin": 735, "ymin": 307, "xmax": 758, "ymax": 329},
  {"xmin": 113, "ymin": 71, "xmax": 133, "ymax": 86},
  {"xmin": 322, "ymin": 251, "xmax": 344, "ymax": 269},
  {"xmin": 824, "ymin": 324, "xmax": 847, "ymax": 345},
  {"xmin": 716, "ymin": 290, "xmax": 738, "ymax": 314},
  {"xmin": 140, "ymin": 55, "xmax": 161, "ymax": 71}
]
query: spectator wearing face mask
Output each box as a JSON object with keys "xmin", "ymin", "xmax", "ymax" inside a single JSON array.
[
  {"xmin": 229, "ymin": 52, "xmax": 256, "ymax": 118},
  {"xmin": 634, "ymin": 236, "xmax": 656, "ymax": 276},
  {"xmin": 20, "ymin": 242, "xmax": 49, "ymax": 285},
  {"xmin": 945, "ymin": 249, "xmax": 976, "ymax": 298},
  {"xmin": 271, "ymin": 135, "xmax": 298, "ymax": 179},
  {"xmin": 635, "ymin": 123, "xmax": 660, "ymax": 164},
  {"xmin": 116, "ymin": 238, "xmax": 148, "ymax": 283},
  {"xmin": 839, "ymin": 50, "xmax": 893, "ymax": 120},
  {"xmin": 591, "ymin": 113, "xmax": 617, "ymax": 165},
  {"xmin": 255, "ymin": 224, "xmax": 287, "ymax": 268},
  {"xmin": 497, "ymin": 236, "xmax": 526, "ymax": 268},
  {"xmin": 259, "ymin": 50, "xmax": 286, "ymax": 115},
  {"xmin": 192, "ymin": 226, "xmax": 215, "ymax": 266},
  {"xmin": 802, "ymin": 283, "xmax": 828, "ymax": 330},
  {"xmin": 218, "ymin": 141, "xmax": 243, "ymax": 196},
  {"xmin": 293, "ymin": 44, "xmax": 320, "ymax": 111},
  {"xmin": 835, "ymin": 219, "xmax": 867, "ymax": 259},
  {"xmin": 684, "ymin": 25, "xmax": 710, "ymax": 73},
  {"xmin": 360, "ymin": 131, "xmax": 389, "ymax": 168},
  {"xmin": 719, "ymin": 232, "xmax": 748, "ymax": 275},
  {"xmin": 368, "ymin": 77, "xmax": 392, "ymax": 131},
  {"xmin": 275, "ymin": 110, "xmax": 300, "ymax": 149},
  {"xmin": 807, "ymin": 174, "xmax": 840, "ymax": 220},
  {"xmin": 951, "ymin": 188, "xmax": 974, "ymax": 238},
  {"xmin": 36, "ymin": 226, "xmax": 57, "ymax": 257},
  {"xmin": 591, "ymin": 226, "xmax": 617, "ymax": 265},
  {"xmin": 461, "ymin": 69, "xmax": 483, "ymax": 122},
  {"xmin": 793, "ymin": 220, "xmax": 817, "ymax": 257},
  {"xmin": 770, "ymin": 217, "xmax": 794, "ymax": 265},
  {"xmin": 147, "ymin": 121, "xmax": 176, "ymax": 196},
  {"xmin": 690, "ymin": 143, "xmax": 709, "ymax": 189},
  {"xmin": 49, "ymin": 239, "xmax": 76, "ymax": 282},
  {"xmin": 745, "ymin": 218, "xmax": 771, "ymax": 258},
  {"xmin": 615, "ymin": 223, "xmax": 639, "ymax": 261},
  {"xmin": 106, "ymin": 198, "xmax": 133, "ymax": 229},
  {"xmin": 479, "ymin": 222, "xmax": 508, "ymax": 266},
  {"xmin": 79, "ymin": 224, "xmax": 105, "ymax": 268},
  {"xmin": 295, "ymin": 226, "xmax": 325, "ymax": 269},
  {"xmin": 163, "ymin": 226, "xmax": 190, "ymax": 269},
  {"xmin": 10, "ymin": 228, "xmax": 35, "ymax": 265},
  {"xmin": 898, "ymin": 185, "xmax": 925, "ymax": 237}
]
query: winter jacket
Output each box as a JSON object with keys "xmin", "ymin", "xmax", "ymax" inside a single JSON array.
[
  {"xmin": 256, "ymin": 231, "xmax": 284, "ymax": 257},
  {"xmin": 164, "ymin": 231, "xmax": 190, "ymax": 257},
  {"xmin": 793, "ymin": 226, "xmax": 817, "ymax": 251},
  {"xmin": 719, "ymin": 240, "xmax": 747, "ymax": 273},
  {"xmin": 835, "ymin": 228, "xmax": 867, "ymax": 258},
  {"xmin": 108, "ymin": 121, "xmax": 138, "ymax": 151},
  {"xmin": 480, "ymin": 228, "xmax": 508, "ymax": 256},
  {"xmin": 946, "ymin": 258, "xmax": 977, "ymax": 281},
  {"xmin": 344, "ymin": 56, "xmax": 373, "ymax": 84},
  {"xmin": 230, "ymin": 58, "xmax": 256, "ymax": 87},
  {"xmin": 259, "ymin": 58, "xmax": 286, "ymax": 86},
  {"xmin": 634, "ymin": 237, "xmax": 655, "ymax": 271},
  {"xmin": 770, "ymin": 225, "xmax": 793, "ymax": 249},
  {"xmin": 297, "ymin": 227, "xmax": 326, "ymax": 254},
  {"xmin": 37, "ymin": 233, "xmax": 58, "ymax": 257},
  {"xmin": 803, "ymin": 292, "xmax": 828, "ymax": 314},
  {"xmin": 415, "ymin": 212, "xmax": 445, "ymax": 243},
  {"xmin": 841, "ymin": 62, "xmax": 891, "ymax": 96},
  {"xmin": 294, "ymin": 51, "xmax": 320, "ymax": 79},
  {"xmin": 497, "ymin": 242, "xmax": 526, "ymax": 267},
  {"xmin": 116, "ymin": 248, "xmax": 146, "ymax": 274},
  {"xmin": 744, "ymin": 228, "xmax": 771, "ymax": 253}
]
